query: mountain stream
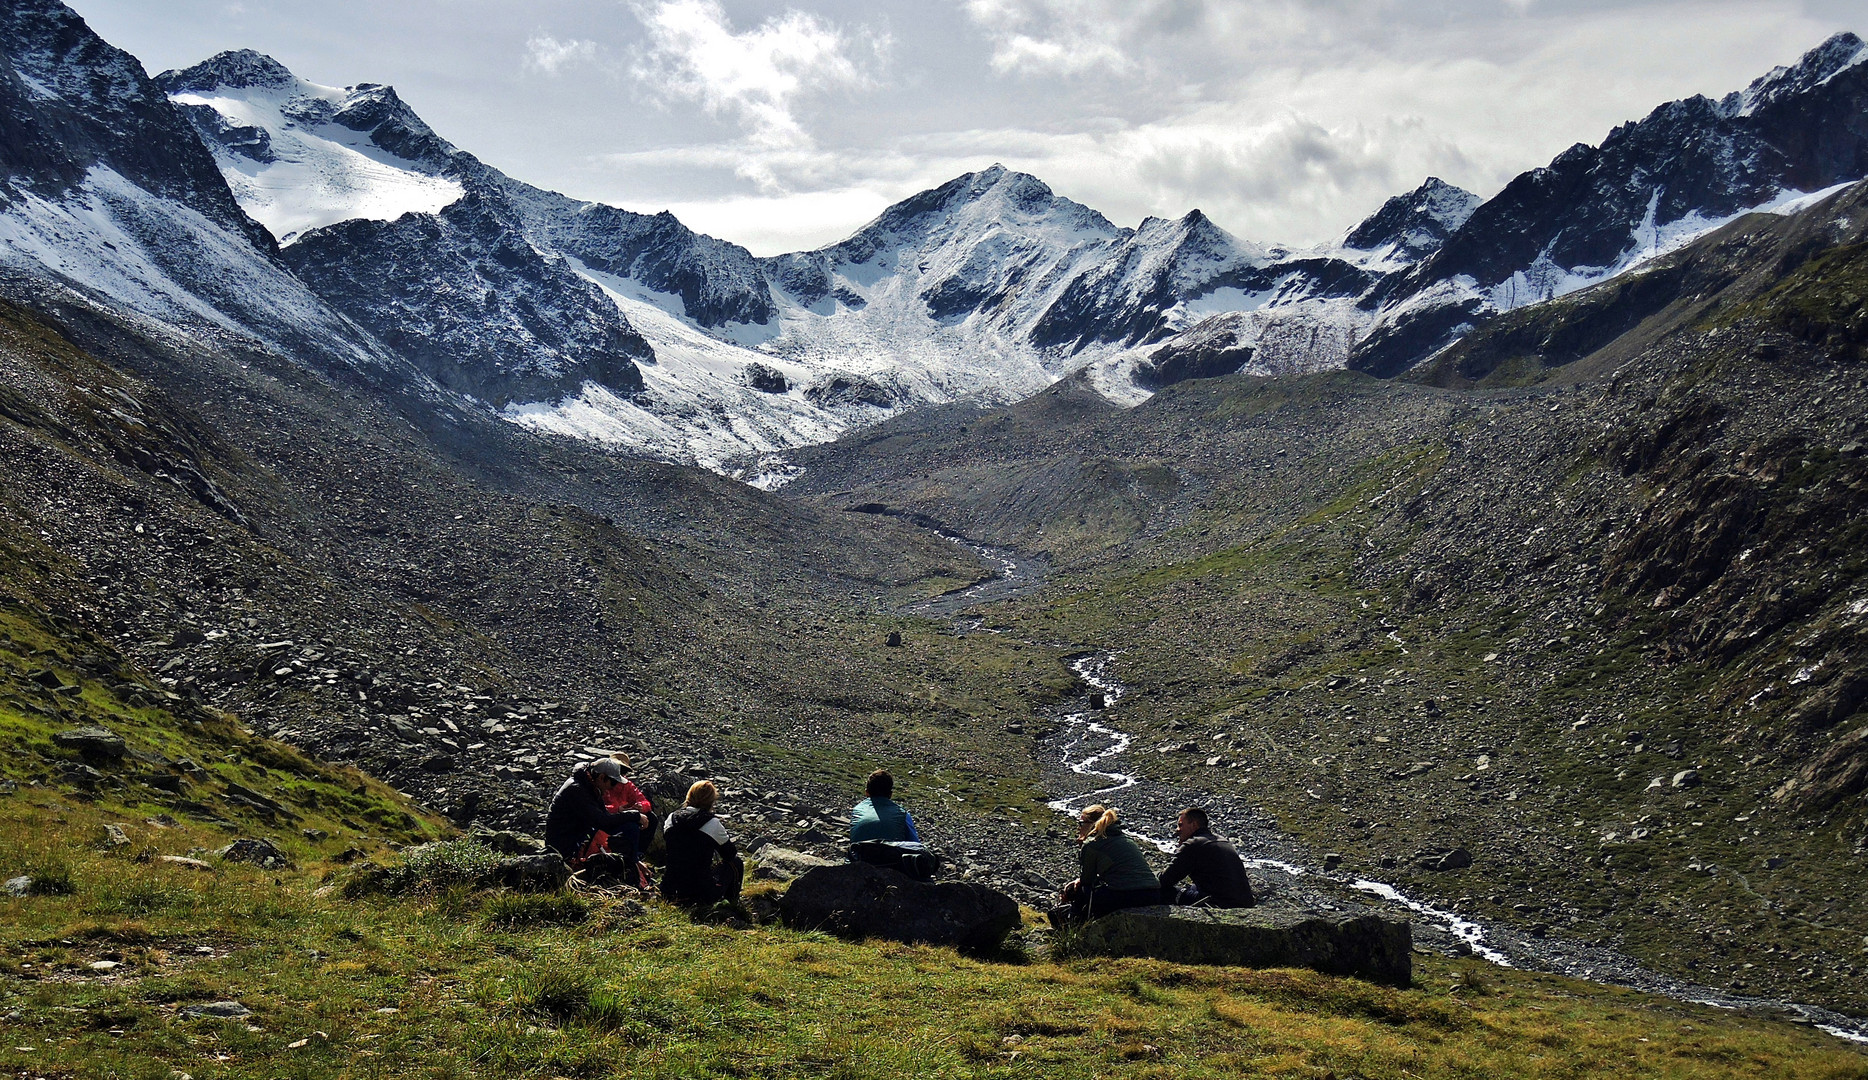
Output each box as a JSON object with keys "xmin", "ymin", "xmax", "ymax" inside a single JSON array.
[{"xmin": 908, "ymin": 531, "xmax": 1868, "ymax": 1043}]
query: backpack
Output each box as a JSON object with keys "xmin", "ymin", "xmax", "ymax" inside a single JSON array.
[{"xmin": 850, "ymin": 839, "xmax": 939, "ymax": 881}]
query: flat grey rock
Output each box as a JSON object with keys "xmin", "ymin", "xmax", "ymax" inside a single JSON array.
[
  {"xmin": 179, "ymin": 1001, "xmax": 251, "ymax": 1019},
  {"xmin": 1066, "ymin": 903, "xmax": 1412, "ymax": 986}
]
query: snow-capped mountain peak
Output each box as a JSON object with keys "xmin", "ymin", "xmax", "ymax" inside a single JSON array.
[
  {"xmin": 155, "ymin": 52, "xmax": 465, "ymax": 244},
  {"xmin": 1721, "ymin": 31, "xmax": 1868, "ymax": 117},
  {"xmin": 828, "ymin": 165, "xmax": 1119, "ymax": 268},
  {"xmin": 154, "ymin": 47, "xmax": 294, "ymax": 93},
  {"xmin": 1342, "ymin": 177, "xmax": 1480, "ymax": 262}
]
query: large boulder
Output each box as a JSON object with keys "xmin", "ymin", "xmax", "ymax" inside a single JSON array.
[
  {"xmin": 1067, "ymin": 904, "xmax": 1413, "ymax": 987},
  {"xmin": 779, "ymin": 863, "xmax": 1019, "ymax": 953},
  {"xmin": 215, "ymin": 837, "xmax": 293, "ymax": 869}
]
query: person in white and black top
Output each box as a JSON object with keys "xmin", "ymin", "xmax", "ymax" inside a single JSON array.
[{"xmin": 660, "ymin": 779, "xmax": 742, "ymax": 906}]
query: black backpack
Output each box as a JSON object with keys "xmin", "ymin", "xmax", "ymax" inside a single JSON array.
[{"xmin": 850, "ymin": 839, "xmax": 939, "ymax": 881}]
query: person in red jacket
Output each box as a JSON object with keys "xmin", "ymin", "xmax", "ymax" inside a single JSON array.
[{"xmin": 579, "ymin": 753, "xmax": 654, "ymax": 883}]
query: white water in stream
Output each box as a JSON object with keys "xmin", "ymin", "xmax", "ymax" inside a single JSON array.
[
  {"xmin": 1040, "ymin": 654, "xmax": 1867, "ymax": 1043},
  {"xmin": 902, "ymin": 532, "xmax": 1865, "ymax": 1044},
  {"xmin": 1045, "ymin": 654, "xmax": 1509, "ymax": 962}
]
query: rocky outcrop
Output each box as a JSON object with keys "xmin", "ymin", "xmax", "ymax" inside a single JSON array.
[
  {"xmin": 283, "ymin": 184, "xmax": 651, "ymax": 405},
  {"xmin": 506, "ymin": 190, "xmax": 776, "ymax": 329},
  {"xmin": 1343, "ymin": 177, "xmax": 1480, "ymax": 261},
  {"xmin": 779, "ymin": 862, "xmax": 1020, "ymax": 953},
  {"xmin": 1777, "ymin": 725, "xmax": 1868, "ymax": 813},
  {"xmin": 1067, "ymin": 904, "xmax": 1413, "ymax": 987},
  {"xmin": 0, "ymin": 1, "xmax": 273, "ymax": 249}
]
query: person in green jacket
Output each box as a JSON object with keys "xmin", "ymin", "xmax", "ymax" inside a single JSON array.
[
  {"xmin": 1056, "ymin": 804, "xmax": 1160, "ymax": 924},
  {"xmin": 849, "ymin": 769, "xmax": 920, "ymax": 842}
]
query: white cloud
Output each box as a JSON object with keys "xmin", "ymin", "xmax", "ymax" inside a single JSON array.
[
  {"xmin": 628, "ymin": 0, "xmax": 887, "ymax": 187},
  {"xmin": 959, "ymin": 0, "xmax": 1183, "ymax": 75},
  {"xmin": 524, "ymin": 33, "xmax": 600, "ymax": 76}
]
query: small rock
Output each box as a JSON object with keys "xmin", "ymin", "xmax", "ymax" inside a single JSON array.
[
  {"xmin": 470, "ymin": 830, "xmax": 545, "ymax": 856},
  {"xmin": 885, "ymin": 631, "xmax": 903, "ymax": 647},
  {"xmin": 1322, "ymin": 853, "xmax": 1343, "ymax": 872},
  {"xmin": 4, "ymin": 875, "xmax": 32, "ymax": 897},
  {"xmin": 1672, "ymin": 769, "xmax": 1702, "ymax": 789},
  {"xmin": 750, "ymin": 845, "xmax": 837, "ymax": 882},
  {"xmin": 179, "ymin": 1001, "xmax": 251, "ymax": 1020},
  {"xmin": 52, "ymin": 726, "xmax": 126, "ymax": 759},
  {"xmin": 478, "ymin": 854, "xmax": 570, "ymax": 893},
  {"xmin": 158, "ymin": 855, "xmax": 213, "ymax": 871},
  {"xmin": 215, "ymin": 838, "xmax": 293, "ymax": 869},
  {"xmin": 102, "ymin": 823, "xmax": 132, "ymax": 848},
  {"xmin": 1428, "ymin": 847, "xmax": 1473, "ymax": 872},
  {"xmin": 89, "ymin": 960, "xmax": 120, "ymax": 972}
]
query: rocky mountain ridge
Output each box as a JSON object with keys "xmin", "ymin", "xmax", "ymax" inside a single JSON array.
[{"xmin": 48, "ymin": 23, "xmax": 1865, "ymax": 473}]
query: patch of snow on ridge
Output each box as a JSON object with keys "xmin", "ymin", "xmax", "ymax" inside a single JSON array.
[
  {"xmin": 0, "ymin": 168, "xmax": 239, "ymax": 330},
  {"xmin": 0, "ymin": 166, "xmax": 386, "ymax": 371},
  {"xmin": 504, "ymin": 259, "xmax": 862, "ymax": 472},
  {"xmin": 169, "ymin": 80, "xmax": 463, "ymax": 244},
  {"xmin": 1486, "ymin": 180, "xmax": 1864, "ymax": 313}
]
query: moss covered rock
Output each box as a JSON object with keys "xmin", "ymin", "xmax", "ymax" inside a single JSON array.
[{"xmin": 1067, "ymin": 904, "xmax": 1413, "ymax": 986}]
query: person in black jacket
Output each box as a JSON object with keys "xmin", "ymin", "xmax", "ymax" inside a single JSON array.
[
  {"xmin": 1158, "ymin": 807, "xmax": 1255, "ymax": 908},
  {"xmin": 543, "ymin": 758, "xmax": 639, "ymax": 868},
  {"xmin": 661, "ymin": 779, "xmax": 742, "ymax": 907}
]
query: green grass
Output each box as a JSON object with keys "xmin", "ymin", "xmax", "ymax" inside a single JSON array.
[{"xmin": 1, "ymin": 786, "xmax": 1863, "ymax": 1080}]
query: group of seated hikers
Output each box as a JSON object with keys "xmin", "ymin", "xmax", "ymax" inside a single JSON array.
[
  {"xmin": 542, "ymin": 754, "xmax": 742, "ymax": 906},
  {"xmin": 543, "ymin": 755, "xmax": 1253, "ymax": 921},
  {"xmin": 1054, "ymin": 803, "xmax": 1255, "ymax": 926}
]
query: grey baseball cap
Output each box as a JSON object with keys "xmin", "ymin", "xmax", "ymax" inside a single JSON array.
[{"xmin": 589, "ymin": 758, "xmax": 624, "ymax": 782}]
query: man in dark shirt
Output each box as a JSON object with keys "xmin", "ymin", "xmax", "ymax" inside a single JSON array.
[
  {"xmin": 543, "ymin": 758, "xmax": 639, "ymax": 867},
  {"xmin": 1158, "ymin": 806, "xmax": 1254, "ymax": 908}
]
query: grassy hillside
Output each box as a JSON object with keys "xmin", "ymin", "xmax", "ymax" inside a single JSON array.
[{"xmin": 3, "ymin": 783, "xmax": 1864, "ymax": 1080}]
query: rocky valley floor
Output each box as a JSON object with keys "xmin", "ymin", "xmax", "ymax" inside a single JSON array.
[{"xmin": 1, "ymin": 180, "xmax": 1867, "ymax": 1068}]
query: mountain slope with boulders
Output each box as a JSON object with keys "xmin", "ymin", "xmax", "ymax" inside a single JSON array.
[
  {"xmin": 3, "ymin": 0, "xmax": 1868, "ymax": 1041},
  {"xmin": 783, "ymin": 180, "xmax": 1868, "ymax": 1017}
]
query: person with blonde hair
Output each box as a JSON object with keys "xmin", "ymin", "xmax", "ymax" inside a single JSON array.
[
  {"xmin": 660, "ymin": 779, "xmax": 742, "ymax": 906},
  {"xmin": 1054, "ymin": 804, "xmax": 1160, "ymax": 925}
]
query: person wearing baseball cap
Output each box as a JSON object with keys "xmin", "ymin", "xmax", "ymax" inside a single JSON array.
[{"xmin": 544, "ymin": 757, "xmax": 642, "ymax": 871}]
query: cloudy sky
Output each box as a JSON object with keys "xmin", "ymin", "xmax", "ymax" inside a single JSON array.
[{"xmin": 74, "ymin": 0, "xmax": 1862, "ymax": 255}]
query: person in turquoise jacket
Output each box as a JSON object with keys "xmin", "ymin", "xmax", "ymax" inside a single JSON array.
[{"xmin": 849, "ymin": 769, "xmax": 920, "ymax": 842}]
